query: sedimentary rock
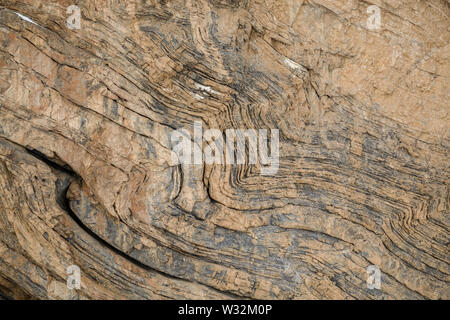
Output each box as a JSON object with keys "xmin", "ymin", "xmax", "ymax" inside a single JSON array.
[{"xmin": 0, "ymin": 0, "xmax": 448, "ymax": 299}]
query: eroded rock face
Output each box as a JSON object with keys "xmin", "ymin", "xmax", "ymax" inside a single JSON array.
[{"xmin": 0, "ymin": 0, "xmax": 448, "ymax": 300}]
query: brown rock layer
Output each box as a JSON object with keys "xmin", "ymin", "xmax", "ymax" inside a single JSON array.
[{"xmin": 0, "ymin": 0, "xmax": 448, "ymax": 299}]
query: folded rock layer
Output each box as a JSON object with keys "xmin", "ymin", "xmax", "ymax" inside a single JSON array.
[{"xmin": 0, "ymin": 0, "xmax": 448, "ymax": 299}]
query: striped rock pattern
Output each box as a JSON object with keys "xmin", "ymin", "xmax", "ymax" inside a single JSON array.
[{"xmin": 0, "ymin": 0, "xmax": 448, "ymax": 299}]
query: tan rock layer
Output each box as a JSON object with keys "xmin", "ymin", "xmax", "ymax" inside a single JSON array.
[{"xmin": 0, "ymin": 0, "xmax": 448, "ymax": 299}]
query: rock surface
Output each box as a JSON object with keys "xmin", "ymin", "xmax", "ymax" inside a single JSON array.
[{"xmin": 0, "ymin": 0, "xmax": 448, "ymax": 299}]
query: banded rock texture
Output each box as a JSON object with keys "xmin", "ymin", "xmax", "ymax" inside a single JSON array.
[{"xmin": 0, "ymin": 0, "xmax": 449, "ymax": 299}]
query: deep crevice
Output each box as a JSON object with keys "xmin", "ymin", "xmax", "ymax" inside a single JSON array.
[{"xmin": 26, "ymin": 148, "xmax": 75, "ymax": 176}]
